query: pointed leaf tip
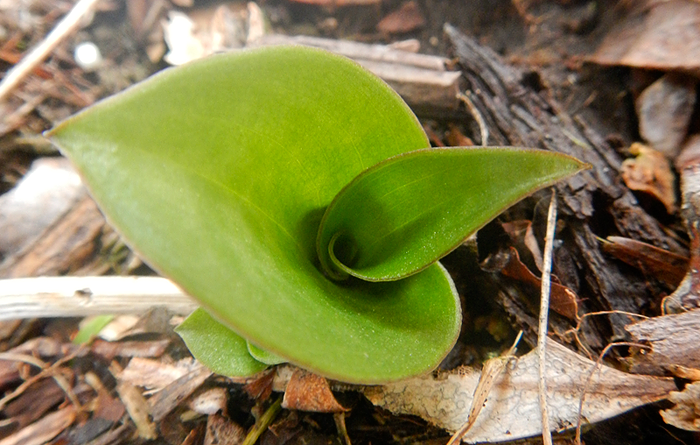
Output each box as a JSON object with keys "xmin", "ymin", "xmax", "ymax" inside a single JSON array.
[{"xmin": 318, "ymin": 147, "xmax": 587, "ymax": 282}]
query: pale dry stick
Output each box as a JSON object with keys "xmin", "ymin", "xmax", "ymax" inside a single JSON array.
[
  {"xmin": 0, "ymin": 276, "xmax": 198, "ymax": 321},
  {"xmin": 574, "ymin": 341, "xmax": 652, "ymax": 445},
  {"xmin": 537, "ymin": 190, "xmax": 558, "ymax": 445},
  {"xmin": 445, "ymin": 331, "xmax": 523, "ymax": 445},
  {"xmin": 0, "ymin": 0, "xmax": 102, "ymax": 103},
  {"xmin": 457, "ymin": 92, "xmax": 489, "ymax": 145}
]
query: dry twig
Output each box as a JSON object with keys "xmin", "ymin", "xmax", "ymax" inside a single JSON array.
[{"xmin": 537, "ymin": 191, "xmax": 557, "ymax": 445}]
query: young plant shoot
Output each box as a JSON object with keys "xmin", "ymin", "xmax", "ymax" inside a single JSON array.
[{"xmin": 48, "ymin": 46, "xmax": 587, "ymax": 384}]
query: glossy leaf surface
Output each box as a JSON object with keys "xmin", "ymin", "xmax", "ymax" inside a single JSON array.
[
  {"xmin": 48, "ymin": 46, "xmax": 461, "ymax": 383},
  {"xmin": 317, "ymin": 148, "xmax": 587, "ymax": 281}
]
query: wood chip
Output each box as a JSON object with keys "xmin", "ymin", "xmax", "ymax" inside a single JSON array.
[
  {"xmin": 148, "ymin": 365, "xmax": 212, "ymax": 422},
  {"xmin": 204, "ymin": 413, "xmax": 246, "ymax": 445},
  {"xmin": 0, "ymin": 405, "xmax": 76, "ymax": 445},
  {"xmin": 116, "ymin": 381, "xmax": 157, "ymax": 440}
]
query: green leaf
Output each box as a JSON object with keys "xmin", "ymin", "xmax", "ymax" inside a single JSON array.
[
  {"xmin": 176, "ymin": 308, "xmax": 268, "ymax": 377},
  {"xmin": 47, "ymin": 46, "xmax": 461, "ymax": 383},
  {"xmin": 317, "ymin": 148, "xmax": 587, "ymax": 281},
  {"xmin": 247, "ymin": 342, "xmax": 287, "ymax": 366},
  {"xmin": 73, "ymin": 315, "xmax": 114, "ymax": 344}
]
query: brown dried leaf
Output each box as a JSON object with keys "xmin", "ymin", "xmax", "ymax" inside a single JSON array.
[
  {"xmin": 500, "ymin": 247, "xmax": 579, "ymax": 319},
  {"xmin": 625, "ymin": 309, "xmax": 700, "ymax": 375},
  {"xmin": 621, "ymin": 143, "xmax": 677, "ymax": 213},
  {"xmin": 660, "ymin": 381, "xmax": 700, "ymax": 432},
  {"xmin": 590, "ymin": 0, "xmax": 700, "ymax": 74},
  {"xmin": 601, "ymin": 235, "xmax": 688, "ymax": 286},
  {"xmin": 364, "ymin": 340, "xmax": 675, "ymax": 443},
  {"xmin": 281, "ymin": 369, "xmax": 347, "ymax": 413}
]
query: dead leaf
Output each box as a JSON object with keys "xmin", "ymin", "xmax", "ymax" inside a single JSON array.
[
  {"xmin": 637, "ymin": 73, "xmax": 697, "ymax": 159},
  {"xmin": 601, "ymin": 236, "xmax": 688, "ymax": 286},
  {"xmin": 660, "ymin": 381, "xmax": 700, "ymax": 432},
  {"xmin": 500, "ymin": 247, "xmax": 579, "ymax": 320},
  {"xmin": 363, "ymin": 340, "xmax": 675, "ymax": 443},
  {"xmin": 590, "ymin": 0, "xmax": 700, "ymax": 74},
  {"xmin": 621, "ymin": 142, "xmax": 677, "ymax": 213},
  {"xmin": 625, "ymin": 308, "xmax": 700, "ymax": 375},
  {"xmin": 281, "ymin": 369, "xmax": 347, "ymax": 413},
  {"xmin": 377, "ymin": 1, "xmax": 426, "ymax": 34}
]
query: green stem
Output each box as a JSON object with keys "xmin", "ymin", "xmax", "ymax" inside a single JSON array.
[{"xmin": 242, "ymin": 397, "xmax": 283, "ymax": 445}]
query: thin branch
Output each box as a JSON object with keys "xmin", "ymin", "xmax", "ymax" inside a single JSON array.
[
  {"xmin": 0, "ymin": 276, "xmax": 198, "ymax": 320},
  {"xmin": 538, "ymin": 190, "xmax": 557, "ymax": 445},
  {"xmin": 0, "ymin": 0, "xmax": 102, "ymax": 102}
]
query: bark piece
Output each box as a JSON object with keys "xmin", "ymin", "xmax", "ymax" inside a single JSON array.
[
  {"xmin": 445, "ymin": 24, "xmax": 682, "ymax": 349},
  {"xmin": 364, "ymin": 340, "xmax": 675, "ymax": 443},
  {"xmin": 625, "ymin": 309, "xmax": 700, "ymax": 375}
]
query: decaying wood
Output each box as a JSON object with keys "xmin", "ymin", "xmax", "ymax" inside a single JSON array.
[
  {"xmin": 0, "ymin": 276, "xmax": 197, "ymax": 321},
  {"xmin": 252, "ymin": 35, "xmax": 462, "ymax": 114},
  {"xmin": 445, "ymin": 25, "xmax": 684, "ymax": 350}
]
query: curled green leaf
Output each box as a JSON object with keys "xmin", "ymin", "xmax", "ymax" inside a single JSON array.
[{"xmin": 317, "ymin": 147, "xmax": 588, "ymax": 281}]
